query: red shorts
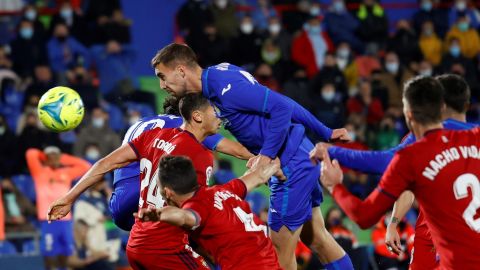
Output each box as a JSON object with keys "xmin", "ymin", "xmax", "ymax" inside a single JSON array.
[
  {"xmin": 409, "ymin": 237, "xmax": 438, "ymax": 270},
  {"xmin": 127, "ymin": 245, "xmax": 209, "ymax": 270}
]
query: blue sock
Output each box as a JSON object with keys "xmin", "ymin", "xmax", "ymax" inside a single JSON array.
[{"xmin": 324, "ymin": 254, "xmax": 354, "ymax": 270}]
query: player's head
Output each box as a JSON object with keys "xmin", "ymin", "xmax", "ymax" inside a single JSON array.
[
  {"xmin": 162, "ymin": 95, "xmax": 181, "ymax": 116},
  {"xmin": 403, "ymin": 76, "xmax": 445, "ymax": 131},
  {"xmin": 44, "ymin": 146, "xmax": 62, "ymax": 168},
  {"xmin": 157, "ymin": 155, "xmax": 199, "ymax": 207},
  {"xmin": 436, "ymin": 74, "xmax": 470, "ymax": 115},
  {"xmin": 179, "ymin": 93, "xmax": 221, "ymax": 136},
  {"xmin": 151, "ymin": 43, "xmax": 199, "ymax": 97}
]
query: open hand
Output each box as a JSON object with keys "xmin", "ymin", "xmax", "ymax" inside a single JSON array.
[{"xmin": 319, "ymin": 149, "xmax": 343, "ymax": 193}]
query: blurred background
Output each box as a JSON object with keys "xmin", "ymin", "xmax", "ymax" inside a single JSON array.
[{"xmin": 0, "ymin": 0, "xmax": 479, "ymax": 269}]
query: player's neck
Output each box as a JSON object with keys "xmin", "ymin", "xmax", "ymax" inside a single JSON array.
[
  {"xmin": 174, "ymin": 192, "xmax": 195, "ymax": 206},
  {"xmin": 186, "ymin": 66, "xmax": 203, "ymax": 94},
  {"xmin": 413, "ymin": 122, "xmax": 444, "ymax": 139},
  {"xmin": 443, "ymin": 109, "xmax": 466, "ymax": 123},
  {"xmin": 184, "ymin": 124, "xmax": 208, "ymax": 142}
]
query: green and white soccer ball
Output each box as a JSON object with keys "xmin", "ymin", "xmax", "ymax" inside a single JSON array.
[{"xmin": 38, "ymin": 86, "xmax": 84, "ymax": 132}]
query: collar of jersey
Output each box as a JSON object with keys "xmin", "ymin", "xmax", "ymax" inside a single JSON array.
[
  {"xmin": 176, "ymin": 127, "xmax": 200, "ymax": 144},
  {"xmin": 423, "ymin": 128, "xmax": 443, "ymax": 137},
  {"xmin": 201, "ymin": 68, "xmax": 211, "ymax": 98}
]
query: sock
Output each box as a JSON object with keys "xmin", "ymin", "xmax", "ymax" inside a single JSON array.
[{"xmin": 324, "ymin": 254, "xmax": 354, "ymax": 270}]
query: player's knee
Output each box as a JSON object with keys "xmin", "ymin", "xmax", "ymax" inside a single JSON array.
[{"xmin": 310, "ymin": 227, "xmax": 332, "ymax": 251}]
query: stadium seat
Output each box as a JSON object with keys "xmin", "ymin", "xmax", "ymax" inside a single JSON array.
[
  {"xmin": 125, "ymin": 102, "xmax": 155, "ymax": 118},
  {"xmin": 102, "ymin": 102, "xmax": 127, "ymax": 132},
  {"xmin": 0, "ymin": 241, "xmax": 18, "ymax": 256},
  {"xmin": 21, "ymin": 240, "xmax": 37, "ymax": 255},
  {"xmin": 11, "ymin": 175, "xmax": 36, "ymax": 203}
]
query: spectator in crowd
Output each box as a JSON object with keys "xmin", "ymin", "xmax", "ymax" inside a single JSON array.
[
  {"xmin": 282, "ymin": 64, "xmax": 311, "ymax": 109},
  {"xmin": 347, "ymin": 79, "xmax": 384, "ymax": 126},
  {"xmin": 375, "ymin": 115, "xmax": 400, "ymax": 150},
  {"xmin": 291, "ymin": 14, "xmax": 334, "ymax": 78},
  {"xmin": 417, "ymin": 59, "xmax": 435, "ymax": 76},
  {"xmin": 0, "ymin": 115, "xmax": 18, "ymax": 177},
  {"xmin": 264, "ymin": 16, "xmax": 292, "ymax": 62},
  {"xmin": 448, "ymin": 0, "xmax": 480, "ymax": 29},
  {"xmin": 378, "ymin": 51, "xmax": 414, "ymax": 113},
  {"xmin": 1, "ymin": 177, "xmax": 36, "ymax": 234},
  {"xmin": 356, "ymin": 0, "xmax": 389, "ymax": 52},
  {"xmin": 335, "ymin": 42, "xmax": 360, "ymax": 90},
  {"xmin": 311, "ymin": 53, "xmax": 348, "ymax": 99},
  {"xmin": 418, "ymin": 20, "xmax": 443, "ymax": 66},
  {"xmin": 50, "ymin": 1, "xmax": 89, "ymax": 46},
  {"xmin": 209, "ymin": 0, "xmax": 238, "ymax": 40},
  {"xmin": 325, "ymin": 207, "xmax": 358, "ymax": 257},
  {"xmin": 230, "ymin": 15, "xmax": 263, "ymax": 70},
  {"xmin": 177, "ymin": 0, "xmax": 214, "ymax": 53},
  {"xmin": 445, "ymin": 15, "xmax": 480, "ymax": 59},
  {"xmin": 10, "ymin": 19, "xmax": 48, "ymax": 78},
  {"xmin": 251, "ymin": 0, "xmax": 278, "ymax": 31},
  {"xmin": 260, "ymin": 38, "xmax": 281, "ymax": 67},
  {"xmin": 66, "ymin": 65, "xmax": 99, "ymax": 110},
  {"xmin": 387, "ymin": 19, "xmax": 423, "ymax": 68},
  {"xmin": 47, "ymin": 22, "xmax": 90, "ymax": 83},
  {"xmin": 254, "ymin": 63, "xmax": 280, "ymax": 92},
  {"xmin": 82, "ymin": 143, "xmax": 102, "ymax": 164},
  {"xmin": 196, "ymin": 23, "xmax": 230, "ymax": 68},
  {"xmin": 278, "ymin": 0, "xmax": 310, "ymax": 34},
  {"xmin": 68, "ymin": 219, "xmax": 111, "ymax": 270},
  {"xmin": 73, "ymin": 107, "xmax": 121, "ymax": 158},
  {"xmin": 94, "ymin": 9, "xmax": 131, "ymax": 45},
  {"xmin": 26, "ymin": 146, "xmax": 91, "ymax": 270},
  {"xmin": 311, "ymin": 81, "xmax": 345, "ymax": 129},
  {"xmin": 24, "ymin": 65, "xmax": 56, "ymax": 103},
  {"xmin": 325, "ymin": 0, "xmax": 363, "ymax": 53},
  {"xmin": 371, "ymin": 212, "xmax": 414, "ymax": 270},
  {"xmin": 213, "ymin": 159, "xmax": 236, "ymax": 185},
  {"xmin": 440, "ymin": 37, "xmax": 477, "ymax": 81},
  {"xmin": 22, "ymin": 4, "xmax": 48, "ymax": 43},
  {"xmin": 412, "ymin": 0, "xmax": 449, "ymax": 38},
  {"xmin": 83, "ymin": 0, "xmax": 121, "ymax": 23}
]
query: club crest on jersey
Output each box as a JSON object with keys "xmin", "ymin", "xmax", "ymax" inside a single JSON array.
[{"xmin": 152, "ymin": 138, "xmax": 176, "ymax": 154}]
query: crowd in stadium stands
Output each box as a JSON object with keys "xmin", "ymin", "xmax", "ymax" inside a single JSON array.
[{"xmin": 0, "ymin": 0, "xmax": 480, "ymax": 269}]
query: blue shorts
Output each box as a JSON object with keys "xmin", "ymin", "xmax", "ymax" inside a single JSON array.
[
  {"xmin": 268, "ymin": 137, "xmax": 323, "ymax": 232},
  {"xmin": 40, "ymin": 220, "xmax": 74, "ymax": 257},
  {"xmin": 109, "ymin": 176, "xmax": 140, "ymax": 231}
]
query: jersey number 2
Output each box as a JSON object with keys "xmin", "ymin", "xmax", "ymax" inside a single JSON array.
[
  {"xmin": 454, "ymin": 173, "xmax": 480, "ymax": 232},
  {"xmin": 138, "ymin": 158, "xmax": 164, "ymax": 208}
]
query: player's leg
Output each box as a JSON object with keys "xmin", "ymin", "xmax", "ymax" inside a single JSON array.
[
  {"xmin": 109, "ymin": 176, "xmax": 140, "ymax": 231},
  {"xmin": 57, "ymin": 220, "xmax": 75, "ymax": 270},
  {"xmin": 40, "ymin": 220, "xmax": 72, "ymax": 270},
  {"xmin": 269, "ymin": 225, "xmax": 303, "ymax": 270}
]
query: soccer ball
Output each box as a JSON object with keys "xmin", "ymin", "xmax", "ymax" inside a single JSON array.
[{"xmin": 38, "ymin": 86, "xmax": 84, "ymax": 132}]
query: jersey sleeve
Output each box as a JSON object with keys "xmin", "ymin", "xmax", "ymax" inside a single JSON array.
[
  {"xmin": 332, "ymin": 151, "xmax": 414, "ymax": 229},
  {"xmin": 182, "ymin": 199, "xmax": 209, "ymax": 230},
  {"xmin": 290, "ymin": 99, "xmax": 333, "ymax": 140},
  {"xmin": 207, "ymin": 68, "xmax": 293, "ymax": 159},
  {"xmin": 221, "ymin": 179, "xmax": 247, "ymax": 199},
  {"xmin": 202, "ymin": 133, "xmax": 223, "ymax": 151}
]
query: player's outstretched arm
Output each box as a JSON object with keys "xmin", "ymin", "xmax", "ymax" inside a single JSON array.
[
  {"xmin": 47, "ymin": 144, "xmax": 137, "ymax": 221},
  {"xmin": 216, "ymin": 138, "xmax": 254, "ymax": 160},
  {"xmin": 240, "ymin": 161, "xmax": 280, "ymax": 192},
  {"xmin": 385, "ymin": 191, "xmax": 415, "ymax": 255},
  {"xmin": 134, "ymin": 206, "xmax": 197, "ymax": 229}
]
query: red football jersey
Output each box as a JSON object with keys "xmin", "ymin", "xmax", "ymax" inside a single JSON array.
[
  {"xmin": 379, "ymin": 129, "xmax": 480, "ymax": 269},
  {"xmin": 182, "ymin": 179, "xmax": 281, "ymax": 270},
  {"xmin": 128, "ymin": 127, "xmax": 214, "ymax": 254}
]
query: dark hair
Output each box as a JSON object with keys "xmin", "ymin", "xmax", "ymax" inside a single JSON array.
[
  {"xmin": 151, "ymin": 43, "xmax": 198, "ymax": 69},
  {"xmin": 179, "ymin": 93, "xmax": 209, "ymax": 122},
  {"xmin": 403, "ymin": 76, "xmax": 444, "ymax": 125},
  {"xmin": 158, "ymin": 155, "xmax": 198, "ymax": 195},
  {"xmin": 436, "ymin": 74, "xmax": 470, "ymax": 114},
  {"xmin": 162, "ymin": 96, "xmax": 181, "ymax": 116}
]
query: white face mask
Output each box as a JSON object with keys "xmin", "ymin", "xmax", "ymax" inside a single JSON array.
[
  {"xmin": 129, "ymin": 116, "xmax": 141, "ymax": 125},
  {"xmin": 456, "ymin": 1, "xmax": 467, "ymax": 11},
  {"xmin": 92, "ymin": 117, "xmax": 105, "ymax": 128},
  {"xmin": 386, "ymin": 62, "xmax": 399, "ymax": 74},
  {"xmin": 348, "ymin": 131, "xmax": 356, "ymax": 141},
  {"xmin": 336, "ymin": 58, "xmax": 348, "ymax": 70},
  {"xmin": 322, "ymin": 91, "xmax": 335, "ymax": 102},
  {"xmin": 240, "ymin": 23, "xmax": 254, "ymax": 34},
  {"xmin": 25, "ymin": 9, "xmax": 37, "ymax": 20},
  {"xmin": 86, "ymin": 149, "xmax": 101, "ymax": 160},
  {"xmin": 215, "ymin": 0, "xmax": 228, "ymax": 9},
  {"xmin": 310, "ymin": 6, "xmax": 321, "ymax": 16},
  {"xmin": 419, "ymin": 69, "xmax": 432, "ymax": 76},
  {"xmin": 337, "ymin": 48, "xmax": 350, "ymax": 58},
  {"xmin": 269, "ymin": 23, "xmax": 281, "ymax": 35},
  {"xmin": 348, "ymin": 86, "xmax": 359, "ymax": 97},
  {"xmin": 0, "ymin": 126, "xmax": 5, "ymax": 135}
]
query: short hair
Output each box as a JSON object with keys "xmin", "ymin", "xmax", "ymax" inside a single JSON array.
[
  {"xmin": 162, "ymin": 96, "xmax": 181, "ymax": 116},
  {"xmin": 403, "ymin": 76, "xmax": 444, "ymax": 125},
  {"xmin": 151, "ymin": 43, "xmax": 198, "ymax": 69},
  {"xmin": 158, "ymin": 155, "xmax": 198, "ymax": 195},
  {"xmin": 436, "ymin": 74, "xmax": 470, "ymax": 114},
  {"xmin": 179, "ymin": 93, "xmax": 209, "ymax": 122}
]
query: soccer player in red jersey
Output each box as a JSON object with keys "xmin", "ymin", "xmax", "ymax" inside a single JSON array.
[
  {"xmin": 316, "ymin": 76, "xmax": 480, "ymax": 270},
  {"xmin": 48, "ymin": 94, "xmax": 229, "ymax": 269},
  {"xmin": 136, "ymin": 155, "xmax": 282, "ymax": 270}
]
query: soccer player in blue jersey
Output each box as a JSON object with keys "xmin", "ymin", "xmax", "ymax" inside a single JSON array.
[
  {"xmin": 150, "ymin": 43, "xmax": 354, "ymax": 270},
  {"xmin": 109, "ymin": 96, "xmax": 253, "ymax": 231},
  {"xmin": 310, "ymin": 74, "xmax": 475, "ymax": 270}
]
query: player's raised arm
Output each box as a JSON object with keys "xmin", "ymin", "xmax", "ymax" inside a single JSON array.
[
  {"xmin": 47, "ymin": 143, "xmax": 137, "ymax": 221},
  {"xmin": 239, "ymin": 161, "xmax": 280, "ymax": 192},
  {"xmin": 215, "ymin": 138, "xmax": 254, "ymax": 160},
  {"xmin": 135, "ymin": 206, "xmax": 198, "ymax": 229}
]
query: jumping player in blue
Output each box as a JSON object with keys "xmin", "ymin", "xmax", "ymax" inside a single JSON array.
[
  {"xmin": 109, "ymin": 96, "xmax": 253, "ymax": 230},
  {"xmin": 310, "ymin": 74, "xmax": 476, "ymax": 269},
  {"xmin": 150, "ymin": 43, "xmax": 354, "ymax": 270}
]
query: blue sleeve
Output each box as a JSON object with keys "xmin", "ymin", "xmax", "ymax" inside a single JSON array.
[
  {"xmin": 209, "ymin": 70, "xmax": 292, "ymax": 158},
  {"xmin": 290, "ymin": 98, "xmax": 332, "ymax": 140},
  {"xmin": 328, "ymin": 133, "xmax": 416, "ymax": 174},
  {"xmin": 202, "ymin": 133, "xmax": 223, "ymax": 151}
]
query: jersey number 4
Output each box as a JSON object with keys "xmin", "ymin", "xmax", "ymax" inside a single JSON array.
[
  {"xmin": 454, "ymin": 173, "xmax": 480, "ymax": 232},
  {"xmin": 233, "ymin": 207, "xmax": 267, "ymax": 236}
]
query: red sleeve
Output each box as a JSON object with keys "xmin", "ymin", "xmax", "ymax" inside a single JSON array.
[
  {"xmin": 183, "ymin": 199, "xmax": 209, "ymax": 230},
  {"xmin": 221, "ymin": 179, "xmax": 247, "ymax": 199},
  {"xmin": 332, "ymin": 152, "xmax": 413, "ymax": 229}
]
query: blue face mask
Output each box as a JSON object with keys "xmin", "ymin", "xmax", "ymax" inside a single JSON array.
[
  {"xmin": 322, "ymin": 91, "xmax": 335, "ymax": 102},
  {"xmin": 305, "ymin": 24, "xmax": 321, "ymax": 35},
  {"xmin": 60, "ymin": 8, "xmax": 73, "ymax": 19},
  {"xmin": 421, "ymin": 1, "xmax": 432, "ymax": 11},
  {"xmin": 458, "ymin": 22, "xmax": 469, "ymax": 32},
  {"xmin": 25, "ymin": 9, "xmax": 36, "ymax": 20},
  {"xmin": 450, "ymin": 45, "xmax": 461, "ymax": 57},
  {"xmin": 20, "ymin": 27, "xmax": 33, "ymax": 39},
  {"xmin": 333, "ymin": 1, "xmax": 345, "ymax": 13}
]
